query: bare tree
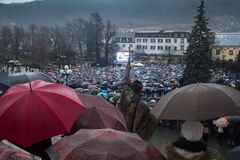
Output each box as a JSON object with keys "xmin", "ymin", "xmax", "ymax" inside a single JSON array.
[
  {"xmin": 88, "ymin": 13, "xmax": 104, "ymax": 64},
  {"xmin": 11, "ymin": 25, "xmax": 25, "ymax": 59},
  {"xmin": 104, "ymin": 20, "xmax": 116, "ymax": 65},
  {"xmin": 0, "ymin": 26, "xmax": 12, "ymax": 60},
  {"xmin": 72, "ymin": 18, "xmax": 86, "ymax": 64},
  {"xmin": 35, "ymin": 26, "xmax": 51, "ymax": 69}
]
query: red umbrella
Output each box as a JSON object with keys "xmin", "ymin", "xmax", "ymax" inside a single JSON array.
[
  {"xmin": 0, "ymin": 80, "xmax": 85, "ymax": 147},
  {"xmin": 47, "ymin": 128, "xmax": 166, "ymax": 160},
  {"xmin": 70, "ymin": 93, "xmax": 127, "ymax": 134}
]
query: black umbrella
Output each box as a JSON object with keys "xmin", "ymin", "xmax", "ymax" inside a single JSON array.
[
  {"xmin": 226, "ymin": 145, "xmax": 240, "ymax": 160},
  {"xmin": 9, "ymin": 72, "xmax": 55, "ymax": 86},
  {"xmin": 0, "ymin": 72, "xmax": 11, "ymax": 96}
]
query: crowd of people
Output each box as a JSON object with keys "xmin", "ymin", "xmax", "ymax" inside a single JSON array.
[{"xmin": 44, "ymin": 63, "xmax": 239, "ymax": 107}]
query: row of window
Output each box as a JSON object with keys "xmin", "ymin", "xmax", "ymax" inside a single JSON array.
[
  {"xmin": 121, "ymin": 44, "xmax": 133, "ymax": 48},
  {"xmin": 136, "ymin": 45, "xmax": 185, "ymax": 51},
  {"xmin": 136, "ymin": 38, "xmax": 186, "ymax": 44},
  {"xmin": 216, "ymin": 50, "xmax": 234, "ymax": 56},
  {"xmin": 116, "ymin": 38, "xmax": 133, "ymax": 43}
]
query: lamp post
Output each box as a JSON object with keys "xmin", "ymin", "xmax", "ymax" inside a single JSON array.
[{"xmin": 59, "ymin": 65, "xmax": 72, "ymax": 86}]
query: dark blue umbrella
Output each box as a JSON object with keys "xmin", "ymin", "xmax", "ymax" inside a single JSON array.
[
  {"xmin": 226, "ymin": 145, "xmax": 240, "ymax": 160},
  {"xmin": 9, "ymin": 72, "xmax": 55, "ymax": 86}
]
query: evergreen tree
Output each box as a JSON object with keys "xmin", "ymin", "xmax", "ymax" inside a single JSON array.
[{"xmin": 182, "ymin": 1, "xmax": 214, "ymax": 85}]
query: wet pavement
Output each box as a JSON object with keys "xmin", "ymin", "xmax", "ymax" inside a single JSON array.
[{"xmin": 150, "ymin": 125, "xmax": 236, "ymax": 160}]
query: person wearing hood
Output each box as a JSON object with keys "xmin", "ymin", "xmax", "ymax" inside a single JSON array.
[{"xmin": 165, "ymin": 121, "xmax": 213, "ymax": 160}]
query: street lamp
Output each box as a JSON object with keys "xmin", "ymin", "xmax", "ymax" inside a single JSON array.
[{"xmin": 60, "ymin": 65, "xmax": 72, "ymax": 86}]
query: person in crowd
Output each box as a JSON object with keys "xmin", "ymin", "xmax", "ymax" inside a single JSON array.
[
  {"xmin": 118, "ymin": 60, "xmax": 158, "ymax": 141},
  {"xmin": 215, "ymin": 116, "xmax": 240, "ymax": 146},
  {"xmin": 165, "ymin": 121, "xmax": 213, "ymax": 160},
  {"xmin": 202, "ymin": 121, "xmax": 210, "ymax": 145}
]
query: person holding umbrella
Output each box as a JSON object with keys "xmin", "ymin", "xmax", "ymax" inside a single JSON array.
[{"xmin": 165, "ymin": 121, "xmax": 213, "ymax": 160}]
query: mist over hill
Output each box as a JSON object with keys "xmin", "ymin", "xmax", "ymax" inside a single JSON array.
[{"xmin": 0, "ymin": 0, "xmax": 240, "ymax": 31}]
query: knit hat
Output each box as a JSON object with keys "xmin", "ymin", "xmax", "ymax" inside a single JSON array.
[{"xmin": 181, "ymin": 121, "xmax": 204, "ymax": 142}]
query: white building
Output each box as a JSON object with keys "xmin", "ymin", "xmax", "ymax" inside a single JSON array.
[
  {"xmin": 115, "ymin": 30, "xmax": 190, "ymax": 56},
  {"xmin": 114, "ymin": 31, "xmax": 135, "ymax": 51},
  {"xmin": 134, "ymin": 31, "xmax": 190, "ymax": 55}
]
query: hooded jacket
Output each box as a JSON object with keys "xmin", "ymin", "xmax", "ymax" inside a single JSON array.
[{"xmin": 165, "ymin": 143, "xmax": 213, "ymax": 160}]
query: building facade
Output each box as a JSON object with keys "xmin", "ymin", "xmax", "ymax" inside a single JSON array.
[
  {"xmin": 114, "ymin": 30, "xmax": 190, "ymax": 56},
  {"xmin": 212, "ymin": 33, "xmax": 240, "ymax": 62},
  {"xmin": 114, "ymin": 31, "xmax": 135, "ymax": 51},
  {"xmin": 134, "ymin": 31, "xmax": 190, "ymax": 55}
]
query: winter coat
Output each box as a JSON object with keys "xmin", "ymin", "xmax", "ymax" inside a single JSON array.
[{"xmin": 165, "ymin": 143, "xmax": 213, "ymax": 160}]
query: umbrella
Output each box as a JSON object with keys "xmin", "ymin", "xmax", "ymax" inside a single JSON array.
[
  {"xmin": 0, "ymin": 72, "xmax": 11, "ymax": 96},
  {"xmin": 226, "ymin": 145, "xmax": 240, "ymax": 160},
  {"xmin": 151, "ymin": 83, "xmax": 240, "ymax": 121},
  {"xmin": 47, "ymin": 128, "xmax": 166, "ymax": 160},
  {"xmin": 70, "ymin": 93, "xmax": 127, "ymax": 134},
  {"xmin": 0, "ymin": 80, "xmax": 85, "ymax": 147},
  {"xmin": 9, "ymin": 72, "xmax": 55, "ymax": 86},
  {"xmin": 0, "ymin": 141, "xmax": 41, "ymax": 160}
]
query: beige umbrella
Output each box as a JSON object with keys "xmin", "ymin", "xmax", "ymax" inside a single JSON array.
[{"xmin": 151, "ymin": 83, "xmax": 240, "ymax": 121}]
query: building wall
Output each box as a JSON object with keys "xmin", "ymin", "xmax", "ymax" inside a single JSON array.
[
  {"xmin": 115, "ymin": 31, "xmax": 190, "ymax": 55},
  {"xmin": 134, "ymin": 37, "xmax": 188, "ymax": 55},
  {"xmin": 212, "ymin": 46, "xmax": 240, "ymax": 61}
]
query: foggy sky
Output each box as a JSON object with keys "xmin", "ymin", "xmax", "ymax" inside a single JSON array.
[
  {"xmin": 0, "ymin": 0, "xmax": 34, "ymax": 3},
  {"xmin": 0, "ymin": 0, "xmax": 239, "ymax": 29}
]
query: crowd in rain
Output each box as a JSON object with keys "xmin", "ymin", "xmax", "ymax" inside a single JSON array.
[
  {"xmin": 45, "ymin": 63, "xmax": 239, "ymax": 108},
  {"xmin": 1, "ymin": 62, "xmax": 240, "ymax": 159}
]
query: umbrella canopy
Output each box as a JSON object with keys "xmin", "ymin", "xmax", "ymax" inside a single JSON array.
[
  {"xmin": 151, "ymin": 83, "xmax": 240, "ymax": 121},
  {"xmin": 226, "ymin": 145, "xmax": 240, "ymax": 160},
  {"xmin": 0, "ymin": 80, "xmax": 85, "ymax": 147},
  {"xmin": 47, "ymin": 128, "xmax": 165, "ymax": 160},
  {"xmin": 70, "ymin": 93, "xmax": 127, "ymax": 134},
  {"xmin": 9, "ymin": 72, "xmax": 55, "ymax": 86},
  {"xmin": 0, "ymin": 141, "xmax": 40, "ymax": 160}
]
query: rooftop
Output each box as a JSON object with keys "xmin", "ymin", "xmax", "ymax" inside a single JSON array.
[{"xmin": 215, "ymin": 33, "xmax": 240, "ymax": 46}]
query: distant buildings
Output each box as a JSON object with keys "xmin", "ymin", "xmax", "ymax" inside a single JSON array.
[
  {"xmin": 114, "ymin": 30, "xmax": 190, "ymax": 56},
  {"xmin": 115, "ymin": 30, "xmax": 240, "ymax": 62},
  {"xmin": 212, "ymin": 33, "xmax": 240, "ymax": 61}
]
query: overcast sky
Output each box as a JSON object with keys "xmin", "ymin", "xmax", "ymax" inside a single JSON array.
[{"xmin": 0, "ymin": 0, "xmax": 34, "ymax": 3}]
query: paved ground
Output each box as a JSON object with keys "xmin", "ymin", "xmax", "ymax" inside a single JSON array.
[{"xmin": 150, "ymin": 125, "xmax": 236, "ymax": 160}]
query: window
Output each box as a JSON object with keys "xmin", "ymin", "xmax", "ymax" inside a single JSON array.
[
  {"xmin": 158, "ymin": 39, "xmax": 163, "ymax": 43},
  {"xmin": 165, "ymin": 39, "xmax": 171, "ymax": 43},
  {"xmin": 157, "ymin": 46, "xmax": 163, "ymax": 50},
  {"xmin": 122, "ymin": 44, "xmax": 126, "ymax": 48},
  {"xmin": 174, "ymin": 46, "xmax": 177, "ymax": 51},
  {"xmin": 122, "ymin": 38, "xmax": 127, "ymax": 43},
  {"xmin": 181, "ymin": 39, "xmax": 185, "ymax": 44},
  {"xmin": 174, "ymin": 39, "xmax": 177, "ymax": 43},
  {"xmin": 187, "ymin": 39, "xmax": 190, "ymax": 43},
  {"xmin": 143, "ymin": 39, "xmax": 148, "ymax": 43},
  {"xmin": 136, "ymin": 45, "xmax": 141, "ymax": 50},
  {"xmin": 137, "ymin": 39, "xmax": 141, "ymax": 43},
  {"xmin": 216, "ymin": 49, "xmax": 221, "ymax": 55},
  {"xmin": 165, "ymin": 46, "xmax": 171, "ymax": 50},
  {"xmin": 128, "ymin": 38, "xmax": 133, "ymax": 43},
  {"xmin": 143, "ymin": 45, "xmax": 147, "ymax": 50},
  {"xmin": 180, "ymin": 45, "xmax": 184, "ymax": 51},
  {"xmin": 129, "ymin": 44, "xmax": 133, "ymax": 48},
  {"xmin": 116, "ymin": 37, "xmax": 120, "ymax": 42},
  {"xmin": 150, "ymin": 46, "xmax": 156, "ymax": 50},
  {"xmin": 229, "ymin": 50, "xmax": 233, "ymax": 56},
  {"xmin": 150, "ymin": 39, "xmax": 156, "ymax": 43}
]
